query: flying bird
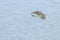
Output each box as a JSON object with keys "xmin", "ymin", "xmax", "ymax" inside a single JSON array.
[{"xmin": 31, "ymin": 10, "xmax": 46, "ymax": 20}]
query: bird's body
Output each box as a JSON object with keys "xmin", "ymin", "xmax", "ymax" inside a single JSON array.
[{"xmin": 31, "ymin": 10, "xmax": 46, "ymax": 20}]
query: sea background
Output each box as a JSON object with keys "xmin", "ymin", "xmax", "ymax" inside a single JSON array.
[{"xmin": 0, "ymin": 0, "xmax": 60, "ymax": 40}]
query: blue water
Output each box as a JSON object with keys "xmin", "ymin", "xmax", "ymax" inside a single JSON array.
[{"xmin": 0, "ymin": 0, "xmax": 60, "ymax": 40}]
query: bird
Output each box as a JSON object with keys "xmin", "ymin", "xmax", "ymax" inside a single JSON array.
[{"xmin": 31, "ymin": 10, "xmax": 46, "ymax": 20}]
